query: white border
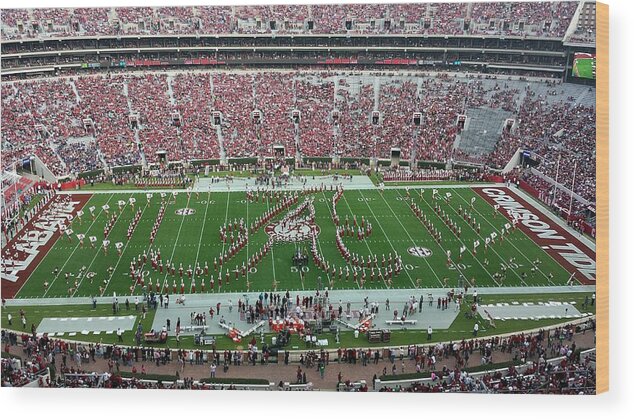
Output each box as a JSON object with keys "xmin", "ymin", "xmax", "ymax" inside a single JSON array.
[{"xmin": 1, "ymin": 0, "xmax": 631, "ymax": 418}]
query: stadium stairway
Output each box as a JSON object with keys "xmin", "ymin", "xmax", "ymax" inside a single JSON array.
[{"xmin": 457, "ymin": 107, "xmax": 513, "ymax": 156}]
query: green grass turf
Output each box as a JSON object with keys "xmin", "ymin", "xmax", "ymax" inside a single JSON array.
[
  {"xmin": 573, "ymin": 58, "xmax": 595, "ymax": 79},
  {"xmin": 17, "ymin": 187, "xmax": 574, "ymax": 299},
  {"xmin": 1, "ymin": 293, "xmax": 594, "ymax": 350}
]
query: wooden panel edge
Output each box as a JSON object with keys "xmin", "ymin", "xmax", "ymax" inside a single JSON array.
[{"xmin": 595, "ymin": 1, "xmax": 609, "ymax": 395}]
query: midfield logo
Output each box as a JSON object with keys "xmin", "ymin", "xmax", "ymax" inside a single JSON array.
[{"xmin": 265, "ymin": 219, "xmax": 320, "ymax": 242}]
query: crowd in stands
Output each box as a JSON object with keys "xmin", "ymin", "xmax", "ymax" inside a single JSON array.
[
  {"xmin": 56, "ymin": 140, "xmax": 101, "ymax": 174},
  {"xmin": 254, "ymin": 73, "xmax": 296, "ymax": 157},
  {"xmin": 470, "ymin": 1, "xmax": 578, "ymax": 37},
  {"xmin": 335, "ymin": 82, "xmax": 375, "ymax": 158},
  {"xmin": 378, "ymin": 81, "xmax": 418, "ymax": 159},
  {"xmin": 1, "ymin": 184, "xmax": 54, "ymax": 243},
  {"xmin": 1, "ymin": 3, "xmax": 581, "ymax": 40},
  {"xmin": 1, "ymin": 69, "xmax": 595, "ymax": 215},
  {"xmin": 74, "ymin": 75, "xmax": 140, "ymax": 168},
  {"xmin": 0, "ymin": 80, "xmax": 81, "ymax": 176},
  {"xmin": 1, "ymin": 313, "xmax": 594, "ymax": 391},
  {"xmin": 489, "ymin": 86, "xmax": 596, "ymax": 205},
  {"xmin": 296, "ymin": 75, "xmax": 335, "ymax": 156},
  {"xmin": 2, "ymin": 172, "xmax": 34, "ymax": 207},
  {"xmin": 127, "ymin": 74, "xmax": 180, "ymax": 163},
  {"xmin": 427, "ymin": 2, "xmax": 468, "ymax": 35},
  {"xmin": 520, "ymin": 173, "xmax": 591, "ymax": 219},
  {"xmin": 212, "ymin": 73, "xmax": 258, "ymax": 158},
  {"xmin": 379, "ymin": 354, "xmax": 594, "ymax": 394},
  {"xmin": 172, "ymin": 73, "xmax": 220, "ymax": 160},
  {"xmin": 1, "ymin": 331, "xmax": 51, "ymax": 387},
  {"xmin": 378, "ymin": 323, "xmax": 595, "ymax": 394}
]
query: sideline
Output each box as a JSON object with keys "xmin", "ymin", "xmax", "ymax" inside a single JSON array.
[{"xmin": 5, "ymin": 284, "xmax": 596, "ymax": 307}]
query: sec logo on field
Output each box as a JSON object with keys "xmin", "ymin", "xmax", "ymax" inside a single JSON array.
[
  {"xmin": 175, "ymin": 208, "xmax": 196, "ymax": 216},
  {"xmin": 408, "ymin": 247, "xmax": 432, "ymax": 258}
]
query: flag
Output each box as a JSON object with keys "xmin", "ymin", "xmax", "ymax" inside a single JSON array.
[
  {"xmin": 89, "ymin": 236, "xmax": 97, "ymax": 243},
  {"xmin": 470, "ymin": 197, "xmax": 476, "ymax": 204},
  {"xmin": 490, "ymin": 232, "xmax": 498, "ymax": 239},
  {"xmin": 473, "ymin": 240, "xmax": 480, "ymax": 248},
  {"xmin": 459, "ymin": 245, "xmax": 466, "ymax": 254},
  {"xmin": 504, "ymin": 223, "xmax": 511, "ymax": 230},
  {"xmin": 102, "ymin": 204, "xmax": 110, "ymax": 211},
  {"xmin": 89, "ymin": 206, "xmax": 96, "ymax": 213},
  {"xmin": 77, "ymin": 210, "xmax": 84, "ymax": 217},
  {"xmin": 115, "ymin": 242, "xmax": 124, "ymax": 249},
  {"xmin": 485, "ymin": 237, "xmax": 491, "ymax": 245},
  {"xmin": 77, "ymin": 234, "xmax": 85, "ymax": 240},
  {"xmin": 117, "ymin": 200, "xmax": 125, "ymax": 206},
  {"xmin": 129, "ymin": 197, "xmax": 136, "ymax": 204},
  {"xmin": 494, "ymin": 204, "xmax": 500, "ymax": 210},
  {"xmin": 103, "ymin": 240, "xmax": 110, "ymax": 247},
  {"xmin": 146, "ymin": 193, "xmax": 153, "ymax": 200},
  {"xmin": 445, "ymin": 192, "xmax": 452, "ymax": 199},
  {"xmin": 161, "ymin": 192, "xmax": 167, "ymax": 198},
  {"xmin": 66, "ymin": 229, "xmax": 73, "ymax": 236}
]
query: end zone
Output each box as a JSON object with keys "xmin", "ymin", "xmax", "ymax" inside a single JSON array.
[
  {"xmin": 474, "ymin": 187, "xmax": 596, "ymax": 285},
  {"xmin": 1, "ymin": 193, "xmax": 92, "ymax": 299}
]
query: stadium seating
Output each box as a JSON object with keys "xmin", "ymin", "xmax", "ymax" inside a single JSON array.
[
  {"xmin": 172, "ymin": 73, "xmax": 221, "ymax": 160},
  {"xmin": 488, "ymin": 88, "xmax": 596, "ymax": 204},
  {"xmin": 378, "ymin": 325, "xmax": 595, "ymax": 394},
  {"xmin": 0, "ymin": 319, "xmax": 594, "ymax": 392},
  {"xmin": 0, "ymin": 71, "xmax": 596, "ymax": 213},
  {"xmin": 1, "ymin": 3, "xmax": 581, "ymax": 40}
]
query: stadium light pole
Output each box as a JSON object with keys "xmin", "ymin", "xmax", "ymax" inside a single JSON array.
[
  {"xmin": 568, "ymin": 160, "xmax": 578, "ymax": 220},
  {"xmin": 551, "ymin": 154, "xmax": 561, "ymax": 207}
]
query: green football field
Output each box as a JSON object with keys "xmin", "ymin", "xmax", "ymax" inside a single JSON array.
[
  {"xmin": 572, "ymin": 57, "xmax": 596, "ymax": 79},
  {"xmin": 16, "ymin": 187, "xmax": 574, "ymax": 299}
]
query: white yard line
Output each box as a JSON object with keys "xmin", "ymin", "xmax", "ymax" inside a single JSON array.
[
  {"xmin": 435, "ymin": 190, "xmax": 526, "ymax": 285},
  {"xmin": 218, "ymin": 190, "xmax": 234, "ymax": 291},
  {"xmin": 246, "ymin": 192, "xmax": 249, "ymax": 284},
  {"xmin": 265, "ymin": 196, "xmax": 278, "ymax": 284},
  {"xmin": 219, "ymin": 190, "xmax": 231, "ymax": 263},
  {"xmin": 319, "ymin": 191, "xmax": 361, "ymax": 290},
  {"xmin": 362, "ymin": 190, "xmax": 435, "ymax": 288},
  {"xmin": 452, "ymin": 188, "xmax": 557, "ymax": 286},
  {"xmin": 43, "ymin": 194, "xmax": 115, "ymax": 297},
  {"xmin": 158, "ymin": 192, "xmax": 193, "ymax": 294},
  {"xmin": 73, "ymin": 194, "xmax": 136, "ymax": 297},
  {"xmin": 411, "ymin": 190, "xmax": 501, "ymax": 287},
  {"xmin": 101, "ymin": 198, "xmax": 151, "ymax": 296},
  {"xmin": 190, "ymin": 191, "xmax": 212, "ymax": 293},
  {"xmin": 340, "ymin": 191, "xmax": 395, "ymax": 288}
]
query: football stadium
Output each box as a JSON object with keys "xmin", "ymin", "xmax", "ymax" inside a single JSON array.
[{"xmin": 1, "ymin": 1, "xmax": 598, "ymax": 393}]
